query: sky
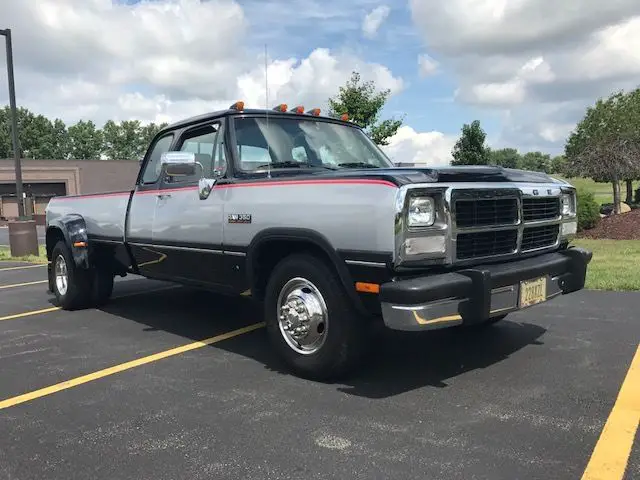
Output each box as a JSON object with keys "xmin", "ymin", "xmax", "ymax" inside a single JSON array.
[{"xmin": 0, "ymin": 0, "xmax": 639, "ymax": 165}]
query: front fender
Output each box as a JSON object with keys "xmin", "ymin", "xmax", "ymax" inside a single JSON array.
[{"xmin": 46, "ymin": 214, "xmax": 90, "ymax": 269}]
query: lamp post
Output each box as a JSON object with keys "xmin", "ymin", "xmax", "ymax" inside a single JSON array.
[{"xmin": 1, "ymin": 28, "xmax": 38, "ymax": 257}]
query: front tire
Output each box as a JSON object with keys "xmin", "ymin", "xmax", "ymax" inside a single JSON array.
[{"xmin": 264, "ymin": 253, "xmax": 369, "ymax": 380}]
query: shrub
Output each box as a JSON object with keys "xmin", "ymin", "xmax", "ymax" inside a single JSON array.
[{"xmin": 576, "ymin": 188, "xmax": 600, "ymax": 231}]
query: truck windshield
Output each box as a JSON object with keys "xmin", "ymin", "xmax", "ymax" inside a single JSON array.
[{"xmin": 232, "ymin": 116, "xmax": 394, "ymax": 171}]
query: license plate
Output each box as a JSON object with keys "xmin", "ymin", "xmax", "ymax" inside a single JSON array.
[{"xmin": 519, "ymin": 276, "xmax": 547, "ymax": 308}]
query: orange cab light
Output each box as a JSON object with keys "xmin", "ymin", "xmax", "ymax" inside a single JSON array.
[
  {"xmin": 307, "ymin": 108, "xmax": 321, "ymax": 116},
  {"xmin": 230, "ymin": 101, "xmax": 244, "ymax": 111},
  {"xmin": 273, "ymin": 103, "xmax": 288, "ymax": 112},
  {"xmin": 291, "ymin": 105, "xmax": 304, "ymax": 114},
  {"xmin": 340, "ymin": 113, "xmax": 349, "ymax": 121},
  {"xmin": 355, "ymin": 282, "xmax": 380, "ymax": 294}
]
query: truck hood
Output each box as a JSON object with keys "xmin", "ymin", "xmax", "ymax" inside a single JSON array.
[
  {"xmin": 294, "ymin": 165, "xmax": 565, "ymax": 186},
  {"xmin": 232, "ymin": 165, "xmax": 567, "ymax": 188}
]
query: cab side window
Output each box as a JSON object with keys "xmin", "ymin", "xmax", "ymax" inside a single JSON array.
[
  {"xmin": 141, "ymin": 134, "xmax": 174, "ymax": 185},
  {"xmin": 174, "ymin": 122, "xmax": 227, "ymax": 183}
]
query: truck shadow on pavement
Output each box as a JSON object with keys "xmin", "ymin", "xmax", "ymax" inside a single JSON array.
[{"xmin": 68, "ymin": 283, "xmax": 548, "ymax": 400}]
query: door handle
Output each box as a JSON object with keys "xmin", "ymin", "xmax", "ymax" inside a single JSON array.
[{"xmin": 157, "ymin": 193, "xmax": 171, "ymax": 200}]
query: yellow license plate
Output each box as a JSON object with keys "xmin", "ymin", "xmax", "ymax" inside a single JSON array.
[{"xmin": 519, "ymin": 276, "xmax": 547, "ymax": 308}]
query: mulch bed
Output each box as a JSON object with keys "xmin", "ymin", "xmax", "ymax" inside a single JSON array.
[{"xmin": 578, "ymin": 208, "xmax": 640, "ymax": 240}]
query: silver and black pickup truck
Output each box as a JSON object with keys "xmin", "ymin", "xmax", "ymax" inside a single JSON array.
[{"xmin": 45, "ymin": 102, "xmax": 592, "ymax": 379}]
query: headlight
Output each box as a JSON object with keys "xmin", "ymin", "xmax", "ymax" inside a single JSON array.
[
  {"xmin": 407, "ymin": 196, "xmax": 435, "ymax": 227},
  {"xmin": 561, "ymin": 193, "xmax": 575, "ymax": 216}
]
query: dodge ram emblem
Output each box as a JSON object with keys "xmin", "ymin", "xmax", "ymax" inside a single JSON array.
[{"xmin": 228, "ymin": 213, "xmax": 252, "ymax": 224}]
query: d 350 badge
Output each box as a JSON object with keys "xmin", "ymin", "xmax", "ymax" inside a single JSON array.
[{"xmin": 228, "ymin": 213, "xmax": 252, "ymax": 224}]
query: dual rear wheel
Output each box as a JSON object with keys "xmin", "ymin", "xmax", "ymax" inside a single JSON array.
[{"xmin": 50, "ymin": 240, "xmax": 114, "ymax": 310}]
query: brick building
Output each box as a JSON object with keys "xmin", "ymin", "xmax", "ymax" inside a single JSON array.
[{"xmin": 0, "ymin": 159, "xmax": 139, "ymax": 224}]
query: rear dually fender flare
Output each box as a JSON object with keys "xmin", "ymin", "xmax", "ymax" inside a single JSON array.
[{"xmin": 46, "ymin": 214, "xmax": 90, "ymax": 269}]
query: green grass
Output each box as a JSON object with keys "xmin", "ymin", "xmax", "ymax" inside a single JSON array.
[
  {"xmin": 572, "ymin": 239, "xmax": 640, "ymax": 291},
  {"xmin": 554, "ymin": 176, "xmax": 639, "ymax": 204},
  {"xmin": 0, "ymin": 245, "xmax": 48, "ymax": 264}
]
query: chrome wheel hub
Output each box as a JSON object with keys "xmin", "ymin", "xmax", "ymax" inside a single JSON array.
[
  {"xmin": 54, "ymin": 254, "xmax": 68, "ymax": 296},
  {"xmin": 276, "ymin": 277, "xmax": 328, "ymax": 355}
]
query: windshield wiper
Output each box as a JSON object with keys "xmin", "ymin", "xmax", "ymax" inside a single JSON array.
[
  {"xmin": 256, "ymin": 162, "xmax": 337, "ymax": 170},
  {"xmin": 256, "ymin": 161, "xmax": 309, "ymax": 169},
  {"xmin": 337, "ymin": 162, "xmax": 380, "ymax": 168}
]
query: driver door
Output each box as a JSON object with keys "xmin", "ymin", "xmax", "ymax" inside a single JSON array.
[{"xmin": 150, "ymin": 120, "xmax": 229, "ymax": 287}]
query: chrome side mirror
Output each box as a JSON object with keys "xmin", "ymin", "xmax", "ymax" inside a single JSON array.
[{"xmin": 160, "ymin": 151, "xmax": 198, "ymax": 176}]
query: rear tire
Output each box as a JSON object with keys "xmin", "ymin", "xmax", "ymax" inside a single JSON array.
[
  {"xmin": 50, "ymin": 241, "xmax": 115, "ymax": 310},
  {"xmin": 50, "ymin": 241, "xmax": 92, "ymax": 310},
  {"xmin": 90, "ymin": 267, "xmax": 114, "ymax": 306},
  {"xmin": 264, "ymin": 253, "xmax": 369, "ymax": 380}
]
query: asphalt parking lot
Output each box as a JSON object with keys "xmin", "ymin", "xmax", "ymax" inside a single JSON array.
[{"xmin": 0, "ymin": 261, "xmax": 638, "ymax": 480}]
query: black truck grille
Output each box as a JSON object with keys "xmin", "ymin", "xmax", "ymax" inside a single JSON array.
[
  {"xmin": 455, "ymin": 198, "xmax": 518, "ymax": 228},
  {"xmin": 522, "ymin": 197, "xmax": 560, "ymax": 222},
  {"xmin": 521, "ymin": 225, "xmax": 559, "ymax": 251},
  {"xmin": 456, "ymin": 229, "xmax": 517, "ymax": 260}
]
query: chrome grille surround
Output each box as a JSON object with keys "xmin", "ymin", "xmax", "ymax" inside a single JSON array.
[{"xmin": 393, "ymin": 181, "xmax": 578, "ymax": 269}]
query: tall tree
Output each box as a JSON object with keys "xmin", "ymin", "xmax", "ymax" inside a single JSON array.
[
  {"xmin": 520, "ymin": 151, "xmax": 551, "ymax": 173},
  {"xmin": 550, "ymin": 155, "xmax": 567, "ymax": 175},
  {"xmin": 328, "ymin": 71, "xmax": 403, "ymax": 146},
  {"xmin": 67, "ymin": 120, "xmax": 103, "ymax": 160},
  {"xmin": 565, "ymin": 88, "xmax": 640, "ymax": 213},
  {"xmin": 451, "ymin": 120, "xmax": 490, "ymax": 165},
  {"xmin": 488, "ymin": 147, "xmax": 521, "ymax": 168}
]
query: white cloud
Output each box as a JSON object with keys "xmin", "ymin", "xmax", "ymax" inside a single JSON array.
[
  {"xmin": 0, "ymin": 0, "xmax": 403, "ymax": 129},
  {"xmin": 409, "ymin": 0, "xmax": 640, "ymax": 149},
  {"xmin": 418, "ymin": 54, "xmax": 439, "ymax": 77},
  {"xmin": 362, "ymin": 5, "xmax": 391, "ymax": 39},
  {"xmin": 383, "ymin": 126, "xmax": 456, "ymax": 166},
  {"xmin": 238, "ymin": 48, "xmax": 404, "ymax": 113}
]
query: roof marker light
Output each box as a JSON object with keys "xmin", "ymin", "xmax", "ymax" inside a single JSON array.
[
  {"xmin": 230, "ymin": 101, "xmax": 245, "ymax": 111},
  {"xmin": 273, "ymin": 103, "xmax": 288, "ymax": 112},
  {"xmin": 290, "ymin": 105, "xmax": 304, "ymax": 114},
  {"xmin": 307, "ymin": 108, "xmax": 321, "ymax": 116},
  {"xmin": 340, "ymin": 113, "xmax": 349, "ymax": 121}
]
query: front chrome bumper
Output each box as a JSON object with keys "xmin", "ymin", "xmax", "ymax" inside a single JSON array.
[{"xmin": 379, "ymin": 247, "xmax": 592, "ymax": 332}]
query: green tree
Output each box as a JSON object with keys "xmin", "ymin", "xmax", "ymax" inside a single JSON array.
[
  {"xmin": 451, "ymin": 120, "xmax": 490, "ymax": 165},
  {"xmin": 0, "ymin": 106, "xmax": 70, "ymax": 159},
  {"xmin": 549, "ymin": 155, "xmax": 567, "ymax": 175},
  {"xmin": 520, "ymin": 151, "xmax": 551, "ymax": 173},
  {"xmin": 565, "ymin": 88, "xmax": 640, "ymax": 213},
  {"xmin": 488, "ymin": 147, "xmax": 521, "ymax": 168},
  {"xmin": 328, "ymin": 71, "xmax": 403, "ymax": 146},
  {"xmin": 68, "ymin": 120, "xmax": 103, "ymax": 160}
]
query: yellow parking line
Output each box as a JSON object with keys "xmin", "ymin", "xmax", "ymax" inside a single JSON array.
[
  {"xmin": 0, "ymin": 264, "xmax": 47, "ymax": 272},
  {"xmin": 581, "ymin": 344, "xmax": 640, "ymax": 480},
  {"xmin": 0, "ymin": 322, "xmax": 265, "ymax": 410},
  {"xmin": 0, "ymin": 280, "xmax": 48, "ymax": 290},
  {"xmin": 0, "ymin": 306, "xmax": 61, "ymax": 322}
]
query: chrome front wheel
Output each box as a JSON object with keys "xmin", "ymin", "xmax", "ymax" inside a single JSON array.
[{"xmin": 276, "ymin": 277, "xmax": 329, "ymax": 355}]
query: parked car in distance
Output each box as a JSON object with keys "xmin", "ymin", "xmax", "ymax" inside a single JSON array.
[{"xmin": 45, "ymin": 102, "xmax": 592, "ymax": 379}]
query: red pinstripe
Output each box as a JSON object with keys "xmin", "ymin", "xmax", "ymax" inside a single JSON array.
[{"xmin": 49, "ymin": 178, "xmax": 398, "ymax": 201}]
